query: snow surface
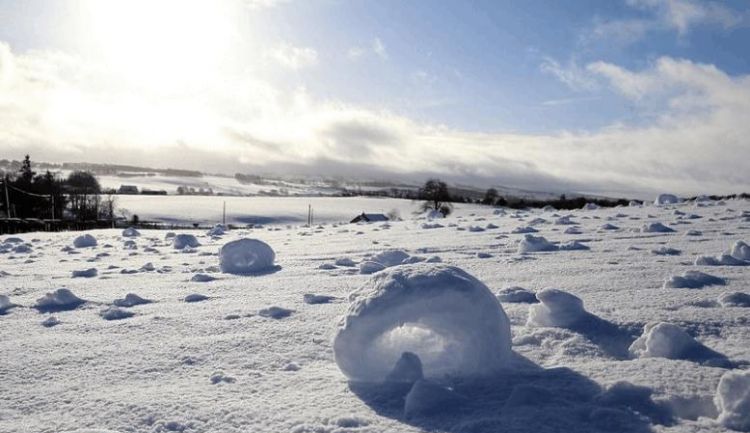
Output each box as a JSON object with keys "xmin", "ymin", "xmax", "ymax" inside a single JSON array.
[{"xmin": 1, "ymin": 197, "xmax": 750, "ymax": 432}]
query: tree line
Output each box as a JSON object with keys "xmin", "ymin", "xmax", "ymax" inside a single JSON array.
[{"xmin": 1, "ymin": 155, "xmax": 116, "ymax": 221}]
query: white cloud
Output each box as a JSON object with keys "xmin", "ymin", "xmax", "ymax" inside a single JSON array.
[
  {"xmin": 244, "ymin": 0, "xmax": 290, "ymax": 10},
  {"xmin": 628, "ymin": 0, "xmax": 742, "ymax": 34},
  {"xmin": 347, "ymin": 47, "xmax": 365, "ymax": 60},
  {"xmin": 1, "ymin": 41, "xmax": 748, "ymax": 197},
  {"xmin": 540, "ymin": 57, "xmax": 599, "ymax": 92},
  {"xmin": 267, "ymin": 43, "xmax": 318, "ymax": 69},
  {"xmin": 372, "ymin": 38, "xmax": 388, "ymax": 60},
  {"xmin": 587, "ymin": 0, "xmax": 747, "ymax": 44}
]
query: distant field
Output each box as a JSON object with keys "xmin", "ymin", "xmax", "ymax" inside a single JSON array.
[{"xmin": 115, "ymin": 195, "xmax": 448, "ymax": 226}]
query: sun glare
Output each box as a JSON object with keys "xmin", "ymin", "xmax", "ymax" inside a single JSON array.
[{"xmin": 82, "ymin": 0, "xmax": 235, "ymax": 91}]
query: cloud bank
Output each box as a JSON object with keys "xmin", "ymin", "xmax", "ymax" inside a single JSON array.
[{"xmin": 0, "ymin": 41, "xmax": 748, "ymax": 198}]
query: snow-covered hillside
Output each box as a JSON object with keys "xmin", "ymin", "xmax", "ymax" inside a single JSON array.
[{"xmin": 1, "ymin": 198, "xmax": 749, "ymax": 433}]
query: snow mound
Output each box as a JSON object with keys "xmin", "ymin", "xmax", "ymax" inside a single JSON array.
[
  {"xmin": 208, "ymin": 224, "xmax": 227, "ymax": 236},
  {"xmin": 334, "ymin": 264, "xmax": 512, "ymax": 382},
  {"xmin": 34, "ymin": 288, "xmax": 86, "ymax": 313},
  {"xmin": 664, "ymin": 270, "xmax": 726, "ymax": 288},
  {"xmin": 173, "ymin": 234, "xmax": 200, "ymax": 250},
  {"xmin": 629, "ymin": 322, "xmax": 729, "ymax": 366},
  {"xmin": 718, "ymin": 292, "xmax": 750, "ymax": 308},
  {"xmin": 600, "ymin": 223, "xmax": 619, "ymax": 230},
  {"xmin": 642, "ymin": 222, "xmax": 676, "ymax": 233},
  {"xmin": 511, "ymin": 225, "xmax": 538, "ymax": 234},
  {"xmin": 359, "ymin": 261, "xmax": 386, "ymax": 275},
  {"xmin": 695, "ymin": 254, "xmax": 747, "ymax": 266},
  {"xmin": 518, "ymin": 234, "xmax": 557, "ymax": 253},
  {"xmin": 73, "ymin": 234, "xmax": 97, "ymax": 248},
  {"xmin": 731, "ymin": 240, "xmax": 750, "ymax": 261},
  {"xmin": 652, "ymin": 246, "xmax": 681, "ymax": 256},
  {"xmin": 113, "ymin": 293, "xmax": 153, "ymax": 308},
  {"xmin": 121, "ymin": 227, "xmax": 140, "ymax": 237},
  {"xmin": 582, "ymin": 203, "xmax": 600, "ymax": 210},
  {"xmin": 41, "ymin": 316, "xmax": 61, "ymax": 327},
  {"xmin": 303, "ymin": 293, "xmax": 337, "ymax": 304},
  {"xmin": 100, "ymin": 307, "xmax": 135, "ymax": 321},
  {"xmin": 258, "ymin": 306, "xmax": 294, "ymax": 319},
  {"xmin": 184, "ymin": 293, "xmax": 209, "ymax": 303},
  {"xmin": 655, "ymin": 194, "xmax": 681, "ymax": 205},
  {"xmin": 715, "ymin": 370, "xmax": 750, "ymax": 432},
  {"xmin": 558, "ymin": 240, "xmax": 590, "ymax": 251},
  {"xmin": 564, "ymin": 226, "xmax": 582, "ymax": 234},
  {"xmin": 555, "ymin": 216, "xmax": 576, "ymax": 225},
  {"xmin": 527, "ymin": 288, "xmax": 587, "ymax": 327},
  {"xmin": 72, "ymin": 268, "xmax": 98, "ymax": 278},
  {"xmin": 334, "ymin": 257, "xmax": 356, "ymax": 267},
  {"xmin": 219, "ymin": 238, "xmax": 276, "ymax": 275},
  {"xmin": 191, "ymin": 273, "xmax": 217, "ymax": 282},
  {"xmin": 371, "ymin": 249, "xmax": 410, "ymax": 267},
  {"xmin": 13, "ymin": 244, "xmax": 32, "ymax": 253},
  {"xmin": 496, "ymin": 287, "xmax": 538, "ymax": 303},
  {"xmin": 0, "ymin": 294, "xmax": 16, "ymax": 314}
]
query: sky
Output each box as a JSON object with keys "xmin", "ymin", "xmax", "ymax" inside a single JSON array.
[{"xmin": 0, "ymin": 0, "xmax": 749, "ymax": 197}]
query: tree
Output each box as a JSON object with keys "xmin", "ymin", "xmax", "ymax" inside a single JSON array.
[
  {"xmin": 483, "ymin": 188, "xmax": 498, "ymax": 205},
  {"xmin": 66, "ymin": 171, "xmax": 101, "ymax": 220},
  {"xmin": 19, "ymin": 155, "xmax": 35, "ymax": 185},
  {"xmin": 419, "ymin": 179, "xmax": 452, "ymax": 216}
]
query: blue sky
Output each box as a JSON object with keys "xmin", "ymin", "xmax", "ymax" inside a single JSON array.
[{"xmin": 0, "ymin": 0, "xmax": 749, "ymax": 196}]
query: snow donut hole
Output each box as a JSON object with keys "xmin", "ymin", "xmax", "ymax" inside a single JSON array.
[{"xmin": 334, "ymin": 264, "xmax": 512, "ymax": 383}]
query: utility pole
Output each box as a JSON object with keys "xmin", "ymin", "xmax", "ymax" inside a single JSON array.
[
  {"xmin": 307, "ymin": 204, "xmax": 311, "ymax": 226},
  {"xmin": 50, "ymin": 194, "xmax": 55, "ymax": 221},
  {"xmin": 3, "ymin": 177, "xmax": 10, "ymax": 218},
  {"xmin": 222, "ymin": 201, "xmax": 226, "ymax": 225}
]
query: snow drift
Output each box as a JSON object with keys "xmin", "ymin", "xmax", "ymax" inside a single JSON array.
[
  {"xmin": 219, "ymin": 238, "xmax": 276, "ymax": 274},
  {"xmin": 334, "ymin": 264, "xmax": 512, "ymax": 382}
]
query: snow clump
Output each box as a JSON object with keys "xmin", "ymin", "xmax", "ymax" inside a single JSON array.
[
  {"xmin": 122, "ymin": 227, "xmax": 140, "ymax": 237},
  {"xmin": 334, "ymin": 264, "xmax": 512, "ymax": 382},
  {"xmin": 655, "ymin": 194, "xmax": 681, "ymax": 205},
  {"xmin": 34, "ymin": 288, "xmax": 86, "ymax": 313},
  {"xmin": 370, "ymin": 249, "xmax": 410, "ymax": 267},
  {"xmin": 527, "ymin": 288, "xmax": 587, "ymax": 327},
  {"xmin": 718, "ymin": 292, "xmax": 750, "ymax": 308},
  {"xmin": 641, "ymin": 222, "xmax": 676, "ymax": 233},
  {"xmin": 715, "ymin": 370, "xmax": 750, "ymax": 432},
  {"xmin": 664, "ymin": 270, "xmax": 725, "ymax": 289},
  {"xmin": 496, "ymin": 287, "xmax": 538, "ymax": 303},
  {"xmin": 219, "ymin": 238, "xmax": 276, "ymax": 274},
  {"xmin": 518, "ymin": 234, "xmax": 558, "ymax": 253},
  {"xmin": 730, "ymin": 240, "xmax": 750, "ymax": 261},
  {"xmin": 73, "ymin": 234, "xmax": 97, "ymax": 248},
  {"xmin": 173, "ymin": 234, "xmax": 200, "ymax": 250},
  {"xmin": 0, "ymin": 294, "xmax": 16, "ymax": 314}
]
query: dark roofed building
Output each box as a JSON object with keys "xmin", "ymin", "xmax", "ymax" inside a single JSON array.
[{"xmin": 350, "ymin": 212, "xmax": 389, "ymax": 223}]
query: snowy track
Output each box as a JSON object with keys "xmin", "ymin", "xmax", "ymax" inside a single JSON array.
[{"xmin": 1, "ymin": 198, "xmax": 749, "ymax": 432}]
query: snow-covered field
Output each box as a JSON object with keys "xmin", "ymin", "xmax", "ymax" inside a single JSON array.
[
  {"xmin": 116, "ymin": 195, "xmax": 422, "ymax": 226},
  {"xmin": 1, "ymin": 198, "xmax": 750, "ymax": 433}
]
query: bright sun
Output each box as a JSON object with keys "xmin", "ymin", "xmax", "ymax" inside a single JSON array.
[{"xmin": 82, "ymin": 0, "xmax": 235, "ymax": 91}]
